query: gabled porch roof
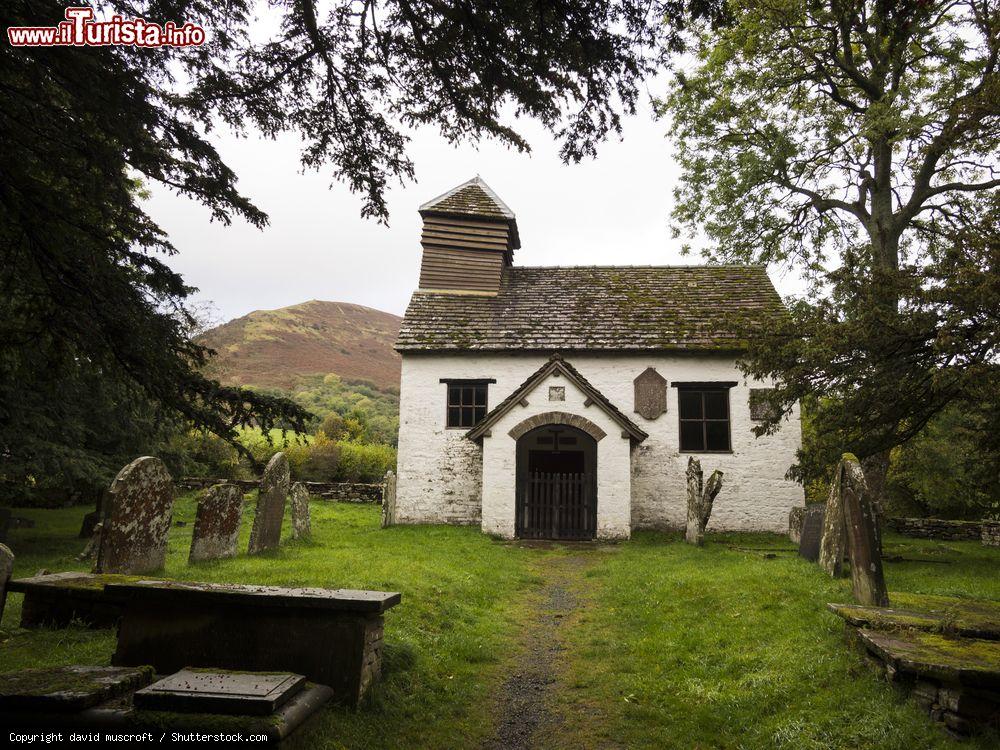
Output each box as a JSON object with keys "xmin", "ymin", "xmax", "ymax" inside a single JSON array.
[{"xmin": 466, "ymin": 354, "xmax": 648, "ymax": 443}]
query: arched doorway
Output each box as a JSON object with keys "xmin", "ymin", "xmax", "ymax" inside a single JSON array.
[{"xmin": 515, "ymin": 424, "xmax": 597, "ymax": 540}]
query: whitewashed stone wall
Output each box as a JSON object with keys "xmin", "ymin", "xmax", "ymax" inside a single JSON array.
[
  {"xmin": 480, "ymin": 370, "xmax": 632, "ymax": 540},
  {"xmin": 395, "ymin": 352, "xmax": 804, "ymax": 535}
]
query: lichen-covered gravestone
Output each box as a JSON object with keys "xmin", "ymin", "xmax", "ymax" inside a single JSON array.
[
  {"xmin": 189, "ymin": 483, "xmax": 244, "ymax": 563},
  {"xmin": 839, "ymin": 454, "xmax": 889, "ymax": 607},
  {"xmin": 797, "ymin": 504, "xmax": 826, "ymax": 561},
  {"xmin": 248, "ymin": 452, "xmax": 290, "ymax": 554},
  {"xmin": 0, "ymin": 543, "xmax": 14, "ymax": 624},
  {"xmin": 819, "ymin": 466, "xmax": 848, "ymax": 577},
  {"xmin": 95, "ymin": 457, "xmax": 174, "ymax": 575},
  {"xmin": 290, "ymin": 482, "xmax": 311, "ymax": 539}
]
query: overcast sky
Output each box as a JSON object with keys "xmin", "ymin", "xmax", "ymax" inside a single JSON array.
[{"xmin": 145, "ymin": 97, "xmax": 806, "ymax": 322}]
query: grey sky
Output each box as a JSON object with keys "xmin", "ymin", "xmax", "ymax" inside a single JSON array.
[{"xmin": 146, "ymin": 99, "xmax": 806, "ymax": 322}]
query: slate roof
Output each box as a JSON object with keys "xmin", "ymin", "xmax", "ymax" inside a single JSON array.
[
  {"xmin": 419, "ymin": 176, "xmax": 515, "ymax": 220},
  {"xmin": 396, "ymin": 265, "xmax": 786, "ymax": 352},
  {"xmin": 466, "ymin": 355, "xmax": 648, "ymax": 443}
]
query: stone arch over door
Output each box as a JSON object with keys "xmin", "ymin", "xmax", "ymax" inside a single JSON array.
[{"xmin": 507, "ymin": 411, "xmax": 607, "ymax": 442}]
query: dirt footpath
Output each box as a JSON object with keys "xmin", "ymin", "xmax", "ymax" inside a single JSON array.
[{"xmin": 481, "ymin": 552, "xmax": 600, "ymax": 750}]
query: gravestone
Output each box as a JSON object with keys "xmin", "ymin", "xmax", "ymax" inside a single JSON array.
[
  {"xmin": 0, "ymin": 544, "xmax": 13, "ymax": 625},
  {"xmin": 189, "ymin": 483, "xmax": 244, "ymax": 563},
  {"xmin": 839, "ymin": 454, "xmax": 889, "ymax": 607},
  {"xmin": 134, "ymin": 669, "xmax": 305, "ymax": 716},
  {"xmin": 797, "ymin": 503, "xmax": 826, "ymax": 561},
  {"xmin": 290, "ymin": 483, "xmax": 311, "ymax": 539},
  {"xmin": 819, "ymin": 467, "xmax": 848, "ymax": 577},
  {"xmin": 788, "ymin": 507, "xmax": 805, "ymax": 545},
  {"xmin": 95, "ymin": 456, "xmax": 174, "ymax": 575},
  {"xmin": 380, "ymin": 471, "xmax": 397, "ymax": 528},
  {"xmin": 247, "ymin": 452, "xmax": 290, "ymax": 554},
  {"xmin": 79, "ymin": 490, "xmax": 107, "ymax": 539},
  {"xmin": 0, "ymin": 509, "xmax": 11, "ymax": 545}
]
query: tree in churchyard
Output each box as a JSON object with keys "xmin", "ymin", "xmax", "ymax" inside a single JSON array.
[
  {"xmin": 661, "ymin": 0, "xmax": 1000, "ymax": 499},
  {"xmin": 1, "ymin": 1, "xmax": 724, "ymax": 501}
]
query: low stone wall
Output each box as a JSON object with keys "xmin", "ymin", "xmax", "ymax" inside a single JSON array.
[
  {"xmin": 177, "ymin": 478, "xmax": 383, "ymax": 504},
  {"xmin": 982, "ymin": 521, "xmax": 1000, "ymax": 548},
  {"xmin": 886, "ymin": 517, "xmax": 983, "ymax": 542}
]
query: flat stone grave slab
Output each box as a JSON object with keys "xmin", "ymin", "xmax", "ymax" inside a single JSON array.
[
  {"xmin": 134, "ymin": 669, "xmax": 305, "ymax": 716},
  {"xmin": 0, "ymin": 665, "xmax": 152, "ymax": 712},
  {"xmin": 857, "ymin": 628, "xmax": 1000, "ymax": 689},
  {"xmin": 830, "ymin": 593, "xmax": 1000, "ymax": 641},
  {"xmin": 109, "ymin": 580, "xmax": 401, "ymax": 706},
  {"xmin": 7, "ymin": 571, "xmax": 159, "ymax": 628},
  {"xmin": 0, "ymin": 665, "xmax": 332, "ymax": 740}
]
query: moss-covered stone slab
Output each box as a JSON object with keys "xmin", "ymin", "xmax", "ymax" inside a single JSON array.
[
  {"xmin": 857, "ymin": 629, "xmax": 1000, "ymax": 689},
  {"xmin": 7, "ymin": 571, "xmax": 155, "ymax": 628},
  {"xmin": 134, "ymin": 669, "xmax": 305, "ymax": 716},
  {"xmin": 0, "ymin": 665, "xmax": 153, "ymax": 712},
  {"xmin": 829, "ymin": 593, "xmax": 1000, "ymax": 641}
]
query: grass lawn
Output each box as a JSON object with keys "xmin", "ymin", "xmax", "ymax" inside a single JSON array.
[{"xmin": 2, "ymin": 496, "xmax": 998, "ymax": 749}]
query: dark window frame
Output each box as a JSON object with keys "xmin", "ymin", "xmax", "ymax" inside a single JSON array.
[
  {"xmin": 672, "ymin": 382, "xmax": 735, "ymax": 453},
  {"xmin": 441, "ymin": 378, "xmax": 494, "ymax": 429}
]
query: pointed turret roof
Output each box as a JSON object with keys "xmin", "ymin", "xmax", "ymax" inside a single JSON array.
[{"xmin": 419, "ymin": 176, "xmax": 515, "ymax": 219}]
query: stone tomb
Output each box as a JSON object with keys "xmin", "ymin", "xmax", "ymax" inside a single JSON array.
[
  {"xmin": 830, "ymin": 594, "xmax": 1000, "ymax": 735},
  {"xmin": 189, "ymin": 482, "xmax": 244, "ymax": 563},
  {"xmin": 0, "ymin": 665, "xmax": 152, "ymax": 727},
  {"xmin": 110, "ymin": 580, "xmax": 401, "ymax": 706},
  {"xmin": 7, "ymin": 571, "xmax": 159, "ymax": 628},
  {"xmin": 0, "ymin": 665, "xmax": 331, "ymax": 739},
  {"xmin": 797, "ymin": 503, "xmax": 826, "ymax": 562},
  {"xmin": 290, "ymin": 482, "xmax": 311, "ymax": 539},
  {"xmin": 134, "ymin": 669, "xmax": 305, "ymax": 716},
  {"xmin": 96, "ymin": 456, "xmax": 174, "ymax": 575},
  {"xmin": 248, "ymin": 452, "xmax": 290, "ymax": 554}
]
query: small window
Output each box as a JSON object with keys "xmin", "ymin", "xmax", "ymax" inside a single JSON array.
[
  {"xmin": 446, "ymin": 382, "xmax": 488, "ymax": 428},
  {"xmin": 678, "ymin": 388, "xmax": 731, "ymax": 452}
]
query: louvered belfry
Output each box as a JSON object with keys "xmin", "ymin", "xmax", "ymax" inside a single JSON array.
[{"xmin": 417, "ymin": 177, "xmax": 520, "ymax": 295}]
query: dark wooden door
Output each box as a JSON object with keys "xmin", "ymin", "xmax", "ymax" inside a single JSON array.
[{"xmin": 517, "ymin": 471, "xmax": 596, "ymax": 540}]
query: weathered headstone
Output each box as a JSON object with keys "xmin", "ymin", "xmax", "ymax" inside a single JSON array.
[
  {"xmin": 797, "ymin": 503, "xmax": 825, "ymax": 561},
  {"xmin": 290, "ymin": 483, "xmax": 311, "ymax": 539},
  {"xmin": 685, "ymin": 457, "xmax": 724, "ymax": 546},
  {"xmin": 95, "ymin": 457, "xmax": 174, "ymax": 575},
  {"xmin": 788, "ymin": 506, "xmax": 805, "ymax": 545},
  {"xmin": 77, "ymin": 522, "xmax": 102, "ymax": 562},
  {"xmin": 79, "ymin": 490, "xmax": 107, "ymax": 539},
  {"xmin": 0, "ymin": 544, "xmax": 13, "ymax": 625},
  {"xmin": 248, "ymin": 452, "xmax": 290, "ymax": 554},
  {"xmin": 819, "ymin": 467, "xmax": 848, "ymax": 577},
  {"xmin": 189, "ymin": 483, "xmax": 244, "ymax": 563},
  {"xmin": 380, "ymin": 470, "xmax": 397, "ymax": 528},
  {"xmin": 0, "ymin": 509, "xmax": 11, "ymax": 545},
  {"xmin": 839, "ymin": 453, "xmax": 889, "ymax": 607}
]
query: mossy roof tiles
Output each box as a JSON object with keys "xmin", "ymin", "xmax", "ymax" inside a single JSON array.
[{"xmin": 396, "ymin": 265, "xmax": 786, "ymax": 352}]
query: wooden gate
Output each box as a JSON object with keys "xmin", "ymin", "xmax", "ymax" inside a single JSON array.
[{"xmin": 517, "ymin": 471, "xmax": 596, "ymax": 540}]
